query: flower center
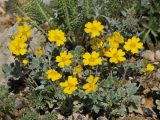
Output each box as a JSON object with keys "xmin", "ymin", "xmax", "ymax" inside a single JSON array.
[
  {"xmin": 113, "ymin": 53, "xmax": 119, "ymax": 58},
  {"xmin": 89, "ymin": 57, "xmax": 96, "ymax": 63},
  {"xmin": 68, "ymin": 83, "xmax": 75, "ymax": 89},
  {"xmin": 54, "ymin": 34, "xmax": 61, "ymax": 40},
  {"xmin": 15, "ymin": 44, "xmax": 21, "ymax": 51},
  {"xmin": 61, "ymin": 57, "xmax": 67, "ymax": 62},
  {"xmin": 130, "ymin": 42, "xmax": 136, "ymax": 48},
  {"xmin": 89, "ymin": 83, "xmax": 96, "ymax": 89},
  {"xmin": 91, "ymin": 26, "xmax": 98, "ymax": 31}
]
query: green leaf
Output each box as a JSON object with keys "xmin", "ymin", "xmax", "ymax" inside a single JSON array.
[
  {"xmin": 11, "ymin": 60, "xmax": 22, "ymax": 79},
  {"xmin": 156, "ymin": 100, "xmax": 160, "ymax": 110},
  {"xmin": 142, "ymin": 30, "xmax": 150, "ymax": 43},
  {"xmin": 62, "ymin": 66, "xmax": 72, "ymax": 73},
  {"xmin": 129, "ymin": 95, "xmax": 141, "ymax": 103},
  {"xmin": 157, "ymin": 28, "xmax": 160, "ymax": 32},
  {"xmin": 142, "ymin": 23, "xmax": 150, "ymax": 29},
  {"xmin": 101, "ymin": 76, "xmax": 119, "ymax": 88},
  {"xmin": 111, "ymin": 105, "xmax": 126, "ymax": 116},
  {"xmin": 92, "ymin": 105, "xmax": 100, "ymax": 113},
  {"xmin": 2, "ymin": 64, "xmax": 12, "ymax": 78},
  {"xmin": 84, "ymin": 69, "xmax": 92, "ymax": 76},
  {"xmin": 46, "ymin": 101, "xmax": 54, "ymax": 109},
  {"xmin": 151, "ymin": 30, "xmax": 158, "ymax": 37},
  {"xmin": 29, "ymin": 57, "xmax": 40, "ymax": 69},
  {"xmin": 126, "ymin": 83, "xmax": 139, "ymax": 95}
]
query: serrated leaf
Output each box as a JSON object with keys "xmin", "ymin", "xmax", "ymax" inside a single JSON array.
[
  {"xmin": 156, "ymin": 100, "xmax": 160, "ymax": 110},
  {"xmin": 101, "ymin": 76, "xmax": 119, "ymax": 88},
  {"xmin": 29, "ymin": 57, "xmax": 40, "ymax": 69},
  {"xmin": 142, "ymin": 30, "xmax": 150, "ymax": 43},
  {"xmin": 112, "ymin": 105, "xmax": 126, "ymax": 116},
  {"xmin": 92, "ymin": 105, "xmax": 100, "ymax": 113},
  {"xmin": 151, "ymin": 30, "xmax": 158, "ymax": 37},
  {"xmin": 2, "ymin": 64, "xmax": 12, "ymax": 78},
  {"xmin": 10, "ymin": 60, "xmax": 22, "ymax": 79},
  {"xmin": 126, "ymin": 83, "xmax": 138, "ymax": 95}
]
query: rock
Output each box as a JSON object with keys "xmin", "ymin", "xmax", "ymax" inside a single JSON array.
[
  {"xmin": 0, "ymin": 0, "xmax": 9, "ymax": 15},
  {"xmin": 143, "ymin": 98, "xmax": 154, "ymax": 109},
  {"xmin": 151, "ymin": 85, "xmax": 159, "ymax": 91},
  {"xmin": 134, "ymin": 107, "xmax": 143, "ymax": 115},
  {"xmin": 17, "ymin": 0, "xmax": 51, "ymax": 6},
  {"xmin": 29, "ymin": 28, "xmax": 46, "ymax": 53},
  {"xmin": 155, "ymin": 50, "xmax": 160, "ymax": 62},
  {"xmin": 97, "ymin": 116, "xmax": 108, "ymax": 120},
  {"xmin": 68, "ymin": 113, "xmax": 90, "ymax": 120},
  {"xmin": 42, "ymin": 0, "xmax": 51, "ymax": 5},
  {"xmin": 57, "ymin": 114, "xmax": 65, "ymax": 120},
  {"xmin": 0, "ymin": 24, "xmax": 17, "ymax": 86},
  {"xmin": 15, "ymin": 98, "xmax": 25, "ymax": 109},
  {"xmin": 3, "ymin": 115, "xmax": 13, "ymax": 120},
  {"xmin": 142, "ymin": 107, "xmax": 154, "ymax": 117},
  {"xmin": 142, "ymin": 50, "xmax": 160, "ymax": 62},
  {"xmin": 142, "ymin": 50, "xmax": 155, "ymax": 62}
]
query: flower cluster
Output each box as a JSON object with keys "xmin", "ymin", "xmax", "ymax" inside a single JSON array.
[
  {"xmin": 43, "ymin": 20, "xmax": 147, "ymax": 95},
  {"xmin": 8, "ymin": 22, "xmax": 32, "ymax": 56},
  {"xmin": 17, "ymin": 16, "xmax": 31, "ymax": 23},
  {"xmin": 8, "ymin": 19, "xmax": 155, "ymax": 96}
]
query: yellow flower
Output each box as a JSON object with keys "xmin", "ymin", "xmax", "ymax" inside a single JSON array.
[
  {"xmin": 146, "ymin": 64, "xmax": 155, "ymax": 72},
  {"xmin": 105, "ymin": 48, "xmax": 126, "ymax": 64},
  {"xmin": 46, "ymin": 69, "xmax": 62, "ymax": 81},
  {"xmin": 107, "ymin": 31, "xmax": 124, "ymax": 48},
  {"xmin": 124, "ymin": 36, "xmax": 143, "ymax": 54},
  {"xmin": 48, "ymin": 29, "xmax": 66, "ymax": 46},
  {"xmin": 83, "ymin": 51, "xmax": 102, "ymax": 66},
  {"xmin": 8, "ymin": 40, "xmax": 27, "ymax": 56},
  {"xmin": 22, "ymin": 59, "xmax": 29, "ymax": 65},
  {"xmin": 17, "ymin": 16, "xmax": 31, "ymax": 22},
  {"xmin": 13, "ymin": 33, "xmax": 28, "ymax": 42},
  {"xmin": 56, "ymin": 51, "xmax": 73, "ymax": 68},
  {"xmin": 100, "ymin": 47, "xmax": 110, "ymax": 56},
  {"xmin": 84, "ymin": 20, "xmax": 104, "ymax": 37},
  {"xmin": 17, "ymin": 16, "xmax": 23, "ymax": 22},
  {"xmin": 18, "ymin": 23, "xmax": 32, "ymax": 38},
  {"xmin": 90, "ymin": 38, "xmax": 104, "ymax": 50},
  {"xmin": 82, "ymin": 75, "xmax": 99, "ymax": 94},
  {"xmin": 24, "ymin": 16, "xmax": 31, "ymax": 22},
  {"xmin": 73, "ymin": 65, "xmax": 83, "ymax": 77},
  {"xmin": 60, "ymin": 76, "xmax": 78, "ymax": 94},
  {"xmin": 34, "ymin": 48, "xmax": 43, "ymax": 57}
]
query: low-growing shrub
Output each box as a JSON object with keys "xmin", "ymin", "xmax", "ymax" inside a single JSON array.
[{"xmin": 2, "ymin": 16, "xmax": 156, "ymax": 119}]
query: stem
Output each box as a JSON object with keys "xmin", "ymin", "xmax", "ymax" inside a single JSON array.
[
  {"xmin": 35, "ymin": 0, "xmax": 49, "ymax": 22},
  {"xmin": 29, "ymin": 76, "xmax": 39, "ymax": 87},
  {"xmin": 95, "ymin": 66, "xmax": 99, "ymax": 76},
  {"xmin": 123, "ymin": 64, "xmax": 129, "ymax": 80}
]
